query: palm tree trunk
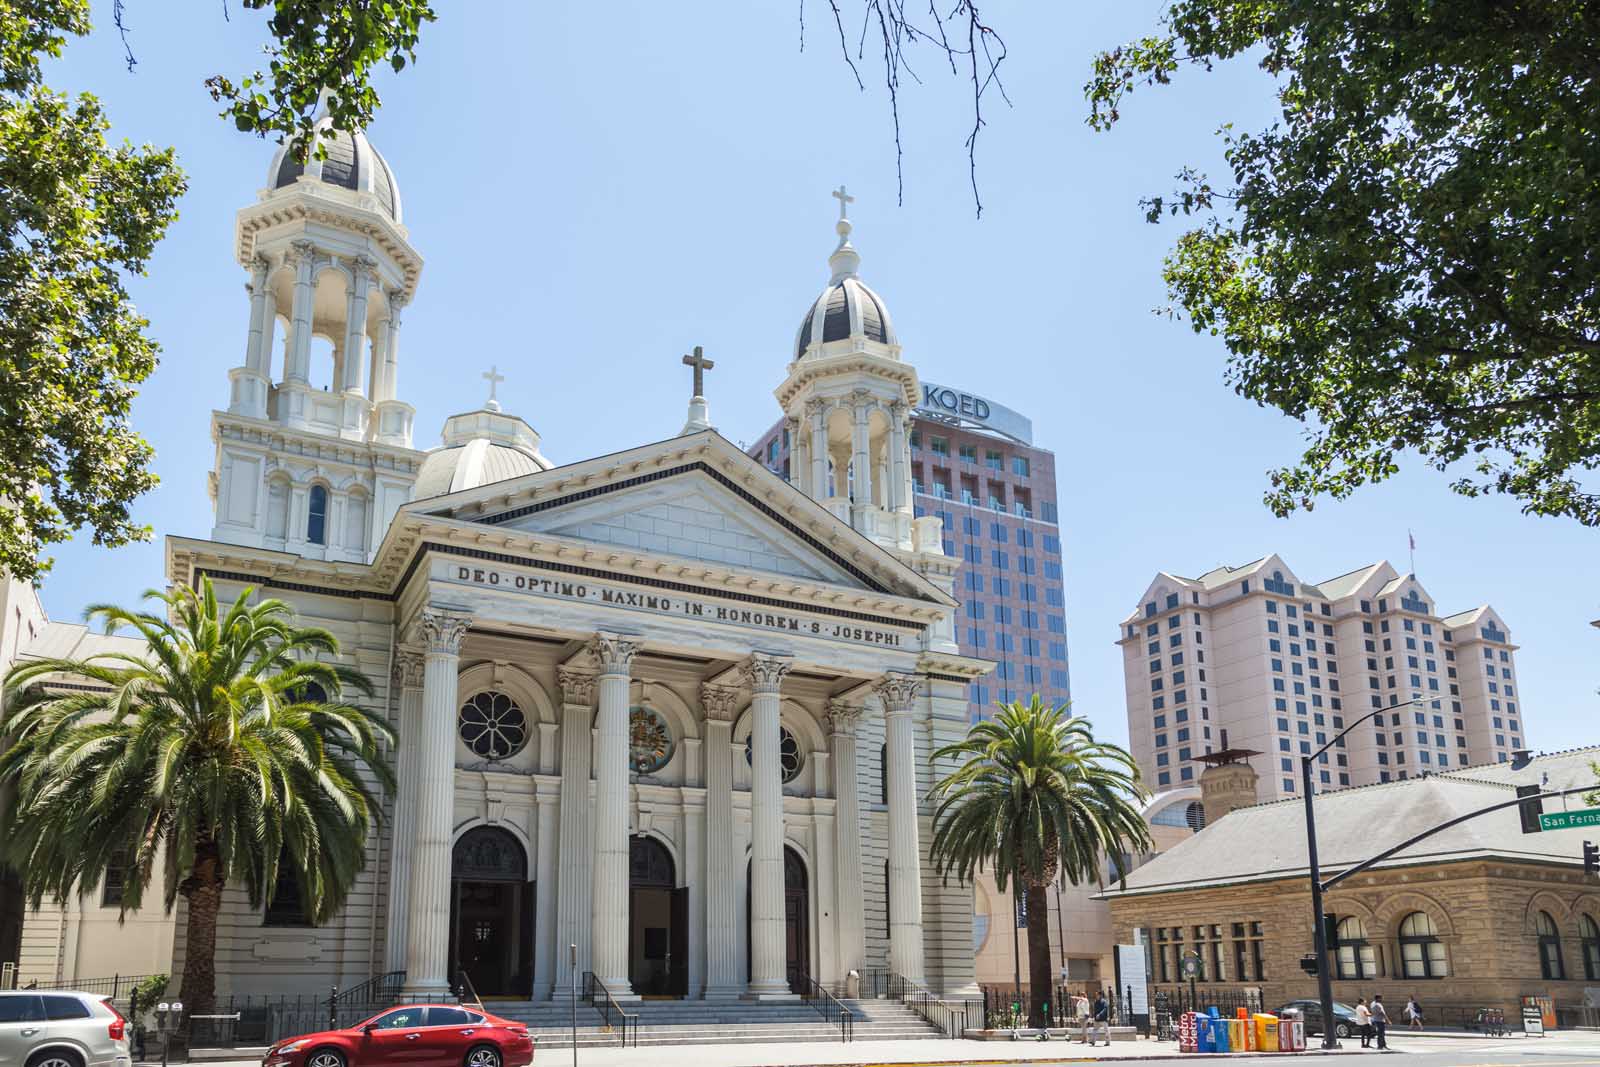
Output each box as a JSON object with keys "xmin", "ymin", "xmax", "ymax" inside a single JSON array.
[
  {"xmin": 178, "ymin": 844, "xmax": 224, "ymax": 1020},
  {"xmin": 1025, "ymin": 882, "xmax": 1053, "ymax": 1029}
]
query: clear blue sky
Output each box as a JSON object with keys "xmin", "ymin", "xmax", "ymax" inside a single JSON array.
[{"xmin": 39, "ymin": 2, "xmax": 1597, "ymax": 754}]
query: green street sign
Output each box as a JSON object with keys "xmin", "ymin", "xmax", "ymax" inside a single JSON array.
[{"xmin": 1538, "ymin": 808, "xmax": 1600, "ymax": 831}]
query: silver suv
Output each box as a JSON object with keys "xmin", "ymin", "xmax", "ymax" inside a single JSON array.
[{"xmin": 0, "ymin": 992, "xmax": 131, "ymax": 1067}]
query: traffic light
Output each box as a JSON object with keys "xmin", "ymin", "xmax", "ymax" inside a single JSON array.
[
  {"xmin": 1299, "ymin": 953, "xmax": 1319, "ymax": 976},
  {"xmin": 1584, "ymin": 840, "xmax": 1599, "ymax": 877},
  {"xmin": 1517, "ymin": 784, "xmax": 1544, "ymax": 834}
]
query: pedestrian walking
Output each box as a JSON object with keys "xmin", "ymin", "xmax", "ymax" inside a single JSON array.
[
  {"xmin": 1073, "ymin": 991, "xmax": 1091, "ymax": 1043},
  {"xmin": 1369, "ymin": 994, "xmax": 1390, "ymax": 1049},
  {"xmin": 1090, "ymin": 990, "xmax": 1111, "ymax": 1046},
  {"xmin": 1354, "ymin": 998, "xmax": 1373, "ymax": 1048},
  {"xmin": 1405, "ymin": 996, "xmax": 1423, "ymax": 1030}
]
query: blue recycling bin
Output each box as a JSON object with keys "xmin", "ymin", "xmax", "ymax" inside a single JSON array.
[
  {"xmin": 1195, "ymin": 1015, "xmax": 1215, "ymax": 1053},
  {"xmin": 1212, "ymin": 1016, "xmax": 1232, "ymax": 1052}
]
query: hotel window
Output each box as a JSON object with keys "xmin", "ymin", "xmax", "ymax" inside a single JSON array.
[
  {"xmin": 1012, "ymin": 455, "xmax": 1030, "ymax": 476},
  {"xmin": 1399, "ymin": 911, "xmax": 1448, "ymax": 978},
  {"xmin": 1538, "ymin": 911, "xmax": 1566, "ymax": 980},
  {"xmin": 958, "ymin": 443, "xmax": 977, "ymax": 462},
  {"xmin": 1581, "ymin": 914, "xmax": 1600, "ymax": 981},
  {"xmin": 985, "ymin": 449, "xmax": 1004, "ymax": 471},
  {"xmin": 930, "ymin": 436, "xmax": 949, "ymax": 456}
]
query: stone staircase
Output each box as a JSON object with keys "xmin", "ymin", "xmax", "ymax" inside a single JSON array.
[{"xmin": 482, "ymin": 997, "xmax": 944, "ymax": 1048}]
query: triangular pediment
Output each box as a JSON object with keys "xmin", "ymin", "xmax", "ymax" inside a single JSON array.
[
  {"xmin": 497, "ymin": 477, "xmax": 858, "ymax": 586},
  {"xmin": 397, "ymin": 431, "xmax": 950, "ymax": 604}
]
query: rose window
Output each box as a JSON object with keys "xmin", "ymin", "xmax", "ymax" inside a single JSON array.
[
  {"xmin": 628, "ymin": 706, "xmax": 675, "ymax": 773},
  {"xmin": 458, "ymin": 691, "xmax": 528, "ymax": 760},
  {"xmin": 745, "ymin": 725, "xmax": 803, "ymax": 784}
]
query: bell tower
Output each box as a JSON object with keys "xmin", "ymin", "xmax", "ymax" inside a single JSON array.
[{"xmin": 209, "ymin": 107, "xmax": 425, "ymax": 562}]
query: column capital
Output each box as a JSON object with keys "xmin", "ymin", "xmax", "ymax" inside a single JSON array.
[
  {"xmin": 700, "ymin": 684, "xmax": 742, "ymax": 723},
  {"xmin": 589, "ymin": 632, "xmax": 640, "ymax": 677},
  {"xmin": 557, "ymin": 666, "xmax": 598, "ymax": 706},
  {"xmin": 743, "ymin": 653, "xmax": 793, "ymax": 696},
  {"xmin": 804, "ymin": 397, "xmax": 828, "ymax": 419},
  {"xmin": 249, "ymin": 253, "xmax": 272, "ymax": 280},
  {"xmin": 418, "ymin": 610, "xmax": 471, "ymax": 656},
  {"xmin": 824, "ymin": 700, "xmax": 864, "ymax": 737},
  {"xmin": 874, "ymin": 672, "xmax": 921, "ymax": 715},
  {"xmin": 288, "ymin": 238, "xmax": 319, "ymax": 267},
  {"xmin": 392, "ymin": 646, "xmax": 426, "ymax": 690}
]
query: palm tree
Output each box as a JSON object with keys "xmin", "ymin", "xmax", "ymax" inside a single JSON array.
[
  {"xmin": 929, "ymin": 696, "xmax": 1152, "ymax": 1029},
  {"xmin": 0, "ymin": 578, "xmax": 395, "ymax": 1018}
]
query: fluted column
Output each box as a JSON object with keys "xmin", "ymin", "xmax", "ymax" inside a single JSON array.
[
  {"xmin": 285, "ymin": 240, "xmax": 317, "ymax": 385},
  {"xmin": 888, "ymin": 402, "xmax": 909, "ymax": 513},
  {"xmin": 850, "ymin": 397, "xmax": 873, "ymax": 511},
  {"xmin": 590, "ymin": 632, "xmax": 640, "ymax": 996},
  {"xmin": 878, "ymin": 673, "xmax": 926, "ymax": 983},
  {"xmin": 242, "ymin": 256, "xmax": 271, "ymax": 373},
  {"xmin": 384, "ymin": 648, "xmax": 425, "ymax": 971},
  {"xmin": 340, "ymin": 256, "xmax": 375, "ymax": 395},
  {"xmin": 809, "ymin": 402, "xmax": 829, "ymax": 500},
  {"xmin": 744, "ymin": 653, "xmax": 795, "ymax": 998},
  {"xmin": 553, "ymin": 667, "xmax": 596, "ymax": 998},
  {"xmin": 701, "ymin": 684, "xmax": 742, "ymax": 999},
  {"xmin": 826, "ymin": 700, "xmax": 866, "ymax": 982},
  {"xmin": 375, "ymin": 290, "xmax": 406, "ymax": 402},
  {"xmin": 403, "ymin": 610, "xmax": 470, "ymax": 997}
]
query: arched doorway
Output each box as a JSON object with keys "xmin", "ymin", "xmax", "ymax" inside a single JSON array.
[
  {"xmin": 629, "ymin": 836, "xmax": 687, "ymax": 996},
  {"xmin": 746, "ymin": 846, "xmax": 811, "ymax": 994},
  {"xmin": 449, "ymin": 826, "xmax": 534, "ymax": 997}
]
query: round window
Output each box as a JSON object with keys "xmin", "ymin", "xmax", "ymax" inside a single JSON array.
[
  {"xmin": 458, "ymin": 691, "xmax": 528, "ymax": 760},
  {"xmin": 744, "ymin": 726, "xmax": 804, "ymax": 784},
  {"xmin": 629, "ymin": 706, "xmax": 675, "ymax": 773}
]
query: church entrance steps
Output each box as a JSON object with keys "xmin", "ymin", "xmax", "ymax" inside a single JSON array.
[{"xmin": 484, "ymin": 997, "xmax": 944, "ymax": 1047}]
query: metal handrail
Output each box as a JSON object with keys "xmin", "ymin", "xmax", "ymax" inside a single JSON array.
[
  {"xmin": 454, "ymin": 971, "xmax": 485, "ymax": 1013},
  {"xmin": 797, "ymin": 973, "xmax": 853, "ymax": 1042},
  {"xmin": 581, "ymin": 972, "xmax": 638, "ymax": 1047},
  {"xmin": 336, "ymin": 971, "xmax": 405, "ymax": 1006},
  {"xmin": 889, "ymin": 973, "xmax": 967, "ymax": 1039}
]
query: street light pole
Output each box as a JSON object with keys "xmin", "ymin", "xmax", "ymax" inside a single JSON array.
[{"xmin": 1300, "ymin": 698, "xmax": 1418, "ymax": 1051}]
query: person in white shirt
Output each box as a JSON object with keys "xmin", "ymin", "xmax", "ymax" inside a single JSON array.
[{"xmin": 1354, "ymin": 999, "xmax": 1373, "ymax": 1048}]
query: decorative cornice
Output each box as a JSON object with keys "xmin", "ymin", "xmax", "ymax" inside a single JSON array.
[
  {"xmin": 557, "ymin": 666, "xmax": 598, "ymax": 706},
  {"xmin": 874, "ymin": 672, "xmax": 921, "ymax": 714},
  {"xmin": 824, "ymin": 700, "xmax": 864, "ymax": 737},
  {"xmin": 418, "ymin": 609, "xmax": 471, "ymax": 656},
  {"xmin": 743, "ymin": 652, "xmax": 794, "ymax": 695},
  {"xmin": 392, "ymin": 647, "xmax": 425, "ymax": 690},
  {"xmin": 700, "ymin": 684, "xmax": 741, "ymax": 723},
  {"xmin": 589, "ymin": 631, "xmax": 640, "ymax": 677}
]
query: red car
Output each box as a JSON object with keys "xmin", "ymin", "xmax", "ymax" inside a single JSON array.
[{"xmin": 263, "ymin": 1005, "xmax": 532, "ymax": 1067}]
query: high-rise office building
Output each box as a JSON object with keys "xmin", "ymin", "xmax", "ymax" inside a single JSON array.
[
  {"xmin": 751, "ymin": 381, "xmax": 1069, "ymax": 719},
  {"xmin": 1118, "ymin": 555, "xmax": 1525, "ymax": 800}
]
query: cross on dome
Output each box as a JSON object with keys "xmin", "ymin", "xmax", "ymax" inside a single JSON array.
[
  {"xmin": 482, "ymin": 365, "xmax": 505, "ymax": 412},
  {"xmin": 682, "ymin": 345, "xmax": 714, "ymax": 399},
  {"xmin": 832, "ymin": 184, "xmax": 854, "ymax": 221}
]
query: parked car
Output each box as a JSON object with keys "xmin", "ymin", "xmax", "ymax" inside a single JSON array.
[
  {"xmin": 0, "ymin": 990, "xmax": 132, "ymax": 1067},
  {"xmin": 1276, "ymin": 999, "xmax": 1360, "ymax": 1038},
  {"xmin": 262, "ymin": 1005, "xmax": 532, "ymax": 1067}
]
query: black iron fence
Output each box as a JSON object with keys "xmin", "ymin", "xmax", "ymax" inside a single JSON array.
[
  {"xmin": 185, "ymin": 972, "xmax": 406, "ymax": 1048},
  {"xmin": 888, "ymin": 974, "xmax": 969, "ymax": 1039},
  {"xmin": 581, "ymin": 972, "xmax": 638, "ymax": 1048},
  {"xmin": 971, "ymin": 985, "xmax": 1127, "ymax": 1031}
]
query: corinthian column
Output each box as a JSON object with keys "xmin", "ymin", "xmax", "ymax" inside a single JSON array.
[
  {"xmin": 553, "ymin": 667, "xmax": 596, "ymax": 998},
  {"xmin": 850, "ymin": 395, "xmax": 873, "ymax": 512},
  {"xmin": 826, "ymin": 700, "xmax": 866, "ymax": 981},
  {"xmin": 744, "ymin": 652, "xmax": 795, "ymax": 998},
  {"xmin": 808, "ymin": 400, "xmax": 829, "ymax": 501},
  {"xmin": 403, "ymin": 610, "xmax": 470, "ymax": 998},
  {"xmin": 285, "ymin": 240, "xmax": 317, "ymax": 385},
  {"xmin": 877, "ymin": 672, "xmax": 926, "ymax": 983},
  {"xmin": 589, "ymin": 632, "xmax": 640, "ymax": 997},
  {"xmin": 340, "ymin": 256, "xmax": 376, "ymax": 395},
  {"xmin": 700, "ymin": 684, "xmax": 742, "ymax": 998},
  {"xmin": 384, "ymin": 647, "xmax": 425, "ymax": 971}
]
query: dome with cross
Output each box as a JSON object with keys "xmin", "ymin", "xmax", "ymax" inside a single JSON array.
[
  {"xmin": 413, "ymin": 368, "xmax": 552, "ymax": 498},
  {"xmin": 265, "ymin": 104, "xmax": 402, "ymax": 223},
  {"xmin": 793, "ymin": 186, "xmax": 898, "ymax": 361}
]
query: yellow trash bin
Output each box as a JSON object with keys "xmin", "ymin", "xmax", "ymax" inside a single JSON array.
[
  {"xmin": 1227, "ymin": 1019, "xmax": 1246, "ymax": 1052},
  {"xmin": 1253, "ymin": 1013, "xmax": 1280, "ymax": 1053}
]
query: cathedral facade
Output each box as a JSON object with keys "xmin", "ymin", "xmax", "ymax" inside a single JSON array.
[{"xmin": 13, "ymin": 117, "xmax": 989, "ymax": 1001}]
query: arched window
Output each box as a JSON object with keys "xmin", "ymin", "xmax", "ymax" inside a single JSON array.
[
  {"xmin": 743, "ymin": 726, "xmax": 803, "ymax": 783},
  {"xmin": 1536, "ymin": 910, "xmax": 1565, "ymax": 980},
  {"xmin": 1335, "ymin": 916, "xmax": 1378, "ymax": 980},
  {"xmin": 1398, "ymin": 911, "xmax": 1448, "ymax": 978},
  {"xmin": 306, "ymin": 484, "xmax": 329, "ymax": 545},
  {"xmin": 458, "ymin": 691, "xmax": 528, "ymax": 760},
  {"xmin": 1580, "ymin": 914, "xmax": 1600, "ymax": 981},
  {"xmin": 1185, "ymin": 801, "xmax": 1206, "ymax": 831}
]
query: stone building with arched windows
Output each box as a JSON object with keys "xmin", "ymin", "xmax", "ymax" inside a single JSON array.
[
  {"xmin": 7, "ymin": 109, "xmax": 994, "ymax": 1008},
  {"xmin": 1102, "ymin": 746, "xmax": 1600, "ymax": 1021}
]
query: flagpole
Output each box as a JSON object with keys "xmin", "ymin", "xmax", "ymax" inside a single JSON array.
[{"xmin": 1408, "ymin": 529, "xmax": 1416, "ymax": 575}]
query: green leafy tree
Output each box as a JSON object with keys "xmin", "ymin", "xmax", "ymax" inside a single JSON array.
[
  {"xmin": 1087, "ymin": 1, "xmax": 1600, "ymax": 524},
  {"xmin": 0, "ymin": 0, "xmax": 433, "ymax": 582},
  {"xmin": 929, "ymin": 697, "xmax": 1151, "ymax": 1028},
  {"xmin": 0, "ymin": 578, "xmax": 394, "ymax": 1017}
]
